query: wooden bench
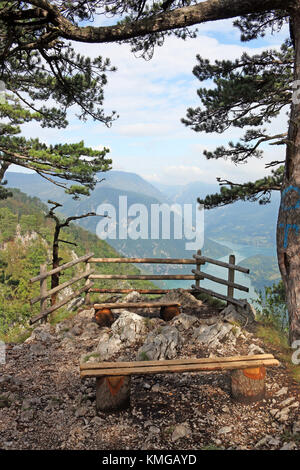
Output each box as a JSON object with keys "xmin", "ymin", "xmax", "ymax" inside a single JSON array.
[
  {"xmin": 80, "ymin": 354, "xmax": 279, "ymax": 410},
  {"xmin": 93, "ymin": 301, "xmax": 181, "ymax": 326}
]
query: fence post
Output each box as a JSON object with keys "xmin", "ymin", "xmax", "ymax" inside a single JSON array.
[
  {"xmin": 195, "ymin": 249, "xmax": 202, "ymax": 289},
  {"xmin": 84, "ymin": 260, "xmax": 91, "ymax": 306},
  {"xmin": 227, "ymin": 254, "xmax": 235, "ymax": 305},
  {"xmin": 40, "ymin": 264, "xmax": 48, "ymax": 323}
]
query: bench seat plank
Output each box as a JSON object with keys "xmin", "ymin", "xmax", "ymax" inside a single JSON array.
[
  {"xmin": 80, "ymin": 353, "xmax": 276, "ymax": 371},
  {"xmin": 80, "ymin": 355, "xmax": 279, "ymax": 378}
]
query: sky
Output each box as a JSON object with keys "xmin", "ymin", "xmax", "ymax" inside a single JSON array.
[{"xmin": 8, "ymin": 13, "xmax": 290, "ymax": 187}]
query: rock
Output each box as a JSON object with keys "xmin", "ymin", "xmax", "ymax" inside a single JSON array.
[
  {"xmin": 170, "ymin": 313, "xmax": 199, "ymax": 331},
  {"xmin": 151, "ymin": 384, "xmax": 161, "ymax": 393},
  {"xmin": 26, "ymin": 325, "xmax": 55, "ymax": 344},
  {"xmin": 29, "ymin": 342, "xmax": 46, "ymax": 356},
  {"xmin": 149, "ymin": 426, "xmax": 160, "ymax": 435},
  {"xmin": 137, "ymin": 325, "xmax": 182, "ymax": 361},
  {"xmin": 248, "ymin": 343, "xmax": 265, "ymax": 355},
  {"xmin": 281, "ymin": 442, "xmax": 297, "ymax": 450},
  {"xmin": 69, "ymin": 325, "xmax": 83, "ymax": 336},
  {"xmin": 280, "ymin": 397, "xmax": 295, "ymax": 407},
  {"xmin": 163, "ymin": 289, "xmax": 204, "ymax": 310},
  {"xmin": 193, "ymin": 321, "xmax": 234, "ymax": 349},
  {"xmin": 171, "ymin": 423, "xmax": 191, "ymax": 442},
  {"xmin": 122, "ymin": 291, "xmax": 144, "ymax": 303},
  {"xmin": 292, "ymin": 420, "xmax": 300, "ymax": 435},
  {"xmin": 267, "ymin": 437, "xmax": 281, "ymax": 447},
  {"xmin": 111, "ymin": 311, "xmax": 148, "ymax": 344},
  {"xmin": 276, "ymin": 387, "xmax": 288, "ymax": 397},
  {"xmin": 75, "ymin": 406, "xmax": 89, "ymax": 418},
  {"xmin": 96, "ymin": 329, "xmax": 122, "ymax": 360},
  {"xmin": 221, "ymin": 301, "xmax": 255, "ymax": 326},
  {"xmin": 218, "ymin": 426, "xmax": 233, "ymax": 435},
  {"xmin": 60, "ymin": 338, "xmax": 76, "ymax": 352}
]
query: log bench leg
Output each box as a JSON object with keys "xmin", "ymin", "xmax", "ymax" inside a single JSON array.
[
  {"xmin": 231, "ymin": 367, "xmax": 266, "ymax": 404},
  {"xmin": 160, "ymin": 305, "xmax": 181, "ymax": 321},
  {"xmin": 94, "ymin": 308, "xmax": 114, "ymax": 327},
  {"xmin": 96, "ymin": 376, "xmax": 131, "ymax": 411}
]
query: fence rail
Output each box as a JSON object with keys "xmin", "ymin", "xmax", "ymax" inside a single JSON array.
[
  {"xmin": 29, "ymin": 250, "xmax": 250, "ymax": 324},
  {"xmin": 29, "ymin": 253, "xmax": 94, "ymax": 324}
]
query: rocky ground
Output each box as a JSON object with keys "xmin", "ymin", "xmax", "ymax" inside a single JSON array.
[{"xmin": 0, "ymin": 289, "xmax": 299, "ymax": 451}]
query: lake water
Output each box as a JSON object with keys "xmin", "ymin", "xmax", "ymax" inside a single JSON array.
[{"xmin": 158, "ymin": 240, "xmax": 277, "ymax": 303}]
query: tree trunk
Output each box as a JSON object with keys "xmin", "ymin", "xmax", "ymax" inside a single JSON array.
[
  {"xmin": 277, "ymin": 8, "xmax": 300, "ymax": 345},
  {"xmin": 231, "ymin": 367, "xmax": 266, "ymax": 404},
  {"xmin": 96, "ymin": 376, "xmax": 131, "ymax": 411},
  {"xmin": 51, "ymin": 224, "xmax": 60, "ymax": 306}
]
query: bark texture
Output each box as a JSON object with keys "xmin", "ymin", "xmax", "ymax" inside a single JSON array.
[
  {"xmin": 277, "ymin": 6, "xmax": 300, "ymax": 345},
  {"xmin": 26, "ymin": 0, "xmax": 289, "ymax": 44},
  {"xmin": 231, "ymin": 367, "xmax": 266, "ymax": 404},
  {"xmin": 96, "ymin": 376, "xmax": 131, "ymax": 411}
]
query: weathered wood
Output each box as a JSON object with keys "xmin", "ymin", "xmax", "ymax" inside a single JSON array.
[
  {"xmin": 231, "ymin": 367, "xmax": 266, "ymax": 404},
  {"xmin": 39, "ymin": 264, "xmax": 48, "ymax": 324},
  {"xmin": 30, "ymin": 282, "xmax": 93, "ymax": 324},
  {"xmin": 160, "ymin": 305, "xmax": 181, "ymax": 321},
  {"xmin": 94, "ymin": 307, "xmax": 114, "ymax": 327},
  {"xmin": 192, "ymin": 268, "xmax": 249, "ymax": 292},
  {"xmin": 90, "ymin": 274, "xmax": 195, "ymax": 280},
  {"xmin": 84, "ymin": 261, "xmax": 91, "ymax": 305},
  {"xmin": 80, "ymin": 357, "xmax": 279, "ymax": 378},
  {"xmin": 96, "ymin": 376, "xmax": 131, "ymax": 411},
  {"xmin": 30, "ymin": 268, "xmax": 94, "ymax": 305},
  {"xmin": 191, "ymin": 284, "xmax": 248, "ymax": 308},
  {"xmin": 227, "ymin": 254, "xmax": 235, "ymax": 304},
  {"xmin": 193, "ymin": 254, "xmax": 250, "ymax": 274},
  {"xmin": 93, "ymin": 301, "xmax": 181, "ymax": 310},
  {"xmin": 195, "ymin": 249, "xmax": 202, "ymax": 290},
  {"xmin": 89, "ymin": 288, "xmax": 194, "ymax": 294},
  {"xmin": 30, "ymin": 252, "xmax": 94, "ymax": 283},
  {"xmin": 80, "ymin": 354, "xmax": 277, "ymax": 371},
  {"xmin": 89, "ymin": 257, "xmax": 199, "ymax": 264}
]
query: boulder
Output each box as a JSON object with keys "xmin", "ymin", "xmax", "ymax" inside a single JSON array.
[
  {"xmin": 137, "ymin": 325, "xmax": 182, "ymax": 361},
  {"xmin": 221, "ymin": 301, "xmax": 255, "ymax": 326},
  {"xmin": 192, "ymin": 321, "xmax": 234, "ymax": 349}
]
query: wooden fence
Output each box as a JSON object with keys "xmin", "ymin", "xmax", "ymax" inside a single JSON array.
[
  {"xmin": 29, "ymin": 253, "xmax": 94, "ymax": 324},
  {"xmin": 29, "ymin": 250, "xmax": 250, "ymax": 324}
]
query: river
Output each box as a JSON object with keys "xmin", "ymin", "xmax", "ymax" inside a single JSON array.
[{"xmin": 159, "ymin": 240, "xmax": 277, "ymax": 303}]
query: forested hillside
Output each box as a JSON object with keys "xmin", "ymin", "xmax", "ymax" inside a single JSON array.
[{"xmin": 0, "ymin": 189, "xmax": 154, "ymax": 335}]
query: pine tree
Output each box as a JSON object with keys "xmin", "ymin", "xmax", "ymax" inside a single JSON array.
[
  {"xmin": 0, "ymin": 91, "xmax": 112, "ymax": 198},
  {"xmin": 181, "ymin": 35, "xmax": 293, "ymax": 208}
]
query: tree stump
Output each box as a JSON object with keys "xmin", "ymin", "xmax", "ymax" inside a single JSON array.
[
  {"xmin": 96, "ymin": 376, "xmax": 131, "ymax": 411},
  {"xmin": 231, "ymin": 367, "xmax": 266, "ymax": 404},
  {"xmin": 94, "ymin": 308, "xmax": 114, "ymax": 327},
  {"xmin": 160, "ymin": 305, "xmax": 181, "ymax": 321}
]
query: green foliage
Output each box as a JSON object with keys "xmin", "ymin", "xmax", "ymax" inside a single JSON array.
[
  {"xmin": 0, "ymin": 189, "xmax": 156, "ymax": 335},
  {"xmin": 254, "ymin": 280, "xmax": 288, "ymax": 332},
  {"xmin": 0, "ymin": 93, "xmax": 112, "ymax": 199},
  {"xmin": 182, "ymin": 19, "xmax": 292, "ymax": 208}
]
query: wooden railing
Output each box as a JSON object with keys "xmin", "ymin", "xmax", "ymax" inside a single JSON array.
[
  {"xmin": 29, "ymin": 253, "xmax": 94, "ymax": 325},
  {"xmin": 29, "ymin": 250, "xmax": 250, "ymax": 324}
]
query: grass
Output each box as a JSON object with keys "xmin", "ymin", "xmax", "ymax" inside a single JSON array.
[
  {"xmin": 194, "ymin": 291, "xmax": 226, "ymax": 309},
  {"xmin": 0, "ymin": 324, "xmax": 33, "ymax": 344},
  {"xmin": 256, "ymin": 322, "xmax": 300, "ymax": 383}
]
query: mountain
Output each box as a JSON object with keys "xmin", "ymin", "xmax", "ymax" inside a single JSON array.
[
  {"xmin": 239, "ymin": 255, "xmax": 281, "ymax": 292},
  {"xmin": 5, "ymin": 171, "xmax": 231, "ymax": 264},
  {"xmin": 151, "ymin": 179, "xmax": 279, "ymax": 251}
]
